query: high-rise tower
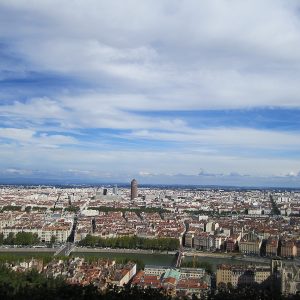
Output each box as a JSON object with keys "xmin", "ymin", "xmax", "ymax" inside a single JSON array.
[
  {"xmin": 131, "ymin": 179, "xmax": 138, "ymax": 200},
  {"xmin": 113, "ymin": 184, "xmax": 118, "ymax": 195}
]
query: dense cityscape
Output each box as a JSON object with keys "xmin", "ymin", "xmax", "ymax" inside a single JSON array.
[{"xmin": 0, "ymin": 181, "xmax": 299, "ymax": 298}]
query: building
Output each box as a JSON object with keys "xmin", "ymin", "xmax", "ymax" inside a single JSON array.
[
  {"xmin": 226, "ymin": 238, "xmax": 236, "ymax": 252},
  {"xmin": 280, "ymin": 239, "xmax": 297, "ymax": 258},
  {"xmin": 133, "ymin": 265, "xmax": 210, "ymax": 298},
  {"xmin": 265, "ymin": 236, "xmax": 279, "ymax": 257},
  {"xmin": 180, "ymin": 268, "xmax": 206, "ymax": 279},
  {"xmin": 271, "ymin": 258, "xmax": 283, "ymax": 293},
  {"xmin": 193, "ymin": 232, "xmax": 215, "ymax": 251},
  {"xmin": 131, "ymin": 179, "xmax": 138, "ymax": 200},
  {"xmin": 296, "ymin": 240, "xmax": 300, "ymax": 257},
  {"xmin": 110, "ymin": 262, "xmax": 137, "ymax": 286},
  {"xmin": 184, "ymin": 231, "xmax": 194, "ymax": 248},
  {"xmin": 144, "ymin": 265, "xmax": 169, "ymax": 276},
  {"xmin": 216, "ymin": 264, "xmax": 271, "ymax": 288},
  {"xmin": 281, "ymin": 264, "xmax": 300, "ymax": 295},
  {"xmin": 113, "ymin": 185, "xmax": 118, "ymax": 195},
  {"xmin": 239, "ymin": 232, "xmax": 262, "ymax": 256}
]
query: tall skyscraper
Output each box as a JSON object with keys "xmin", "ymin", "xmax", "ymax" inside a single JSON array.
[
  {"xmin": 113, "ymin": 184, "xmax": 118, "ymax": 195},
  {"xmin": 131, "ymin": 179, "xmax": 138, "ymax": 200}
]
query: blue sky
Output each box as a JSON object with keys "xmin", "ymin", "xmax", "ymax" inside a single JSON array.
[{"xmin": 0, "ymin": 0, "xmax": 300, "ymax": 187}]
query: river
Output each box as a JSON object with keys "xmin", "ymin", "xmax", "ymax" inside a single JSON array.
[
  {"xmin": 75, "ymin": 251, "xmax": 177, "ymax": 266},
  {"xmin": 0, "ymin": 249, "xmax": 279, "ymax": 271}
]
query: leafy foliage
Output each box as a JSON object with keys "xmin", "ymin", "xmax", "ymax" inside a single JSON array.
[
  {"xmin": 64, "ymin": 206, "xmax": 80, "ymax": 213},
  {"xmin": 78, "ymin": 234, "xmax": 180, "ymax": 251},
  {"xmin": 181, "ymin": 260, "xmax": 213, "ymax": 274},
  {"xmin": 0, "ymin": 253, "xmax": 64, "ymax": 264},
  {"xmin": 1, "ymin": 232, "xmax": 40, "ymax": 245},
  {"xmin": 88, "ymin": 206, "xmax": 168, "ymax": 214},
  {"xmin": 1, "ymin": 205, "xmax": 22, "ymax": 212}
]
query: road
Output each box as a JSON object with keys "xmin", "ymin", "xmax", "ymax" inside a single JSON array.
[{"xmin": 0, "ymin": 247, "xmax": 56, "ymax": 253}]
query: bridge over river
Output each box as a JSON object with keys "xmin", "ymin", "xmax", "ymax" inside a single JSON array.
[{"xmin": 54, "ymin": 242, "xmax": 75, "ymax": 257}]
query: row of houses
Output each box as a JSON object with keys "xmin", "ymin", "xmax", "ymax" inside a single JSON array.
[
  {"xmin": 185, "ymin": 230, "xmax": 300, "ymax": 258},
  {"xmin": 0, "ymin": 212, "xmax": 73, "ymax": 243}
]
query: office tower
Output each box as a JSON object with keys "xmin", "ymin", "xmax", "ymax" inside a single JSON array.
[
  {"xmin": 113, "ymin": 185, "xmax": 118, "ymax": 195},
  {"xmin": 131, "ymin": 179, "xmax": 138, "ymax": 200},
  {"xmin": 103, "ymin": 188, "xmax": 107, "ymax": 196}
]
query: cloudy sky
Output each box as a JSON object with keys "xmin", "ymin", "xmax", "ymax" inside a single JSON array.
[{"xmin": 0, "ymin": 0, "xmax": 300, "ymax": 187}]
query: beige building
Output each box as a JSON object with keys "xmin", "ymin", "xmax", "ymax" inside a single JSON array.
[
  {"xmin": 217, "ymin": 264, "xmax": 271, "ymax": 288},
  {"xmin": 239, "ymin": 232, "xmax": 262, "ymax": 255},
  {"xmin": 280, "ymin": 240, "xmax": 297, "ymax": 258},
  {"xmin": 2, "ymin": 222, "xmax": 73, "ymax": 243},
  {"xmin": 0, "ymin": 213, "xmax": 16, "ymax": 229}
]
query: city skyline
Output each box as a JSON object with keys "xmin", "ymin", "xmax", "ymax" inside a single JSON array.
[{"xmin": 1, "ymin": 1, "xmax": 300, "ymax": 187}]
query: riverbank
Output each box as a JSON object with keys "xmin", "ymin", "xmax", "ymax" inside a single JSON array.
[{"xmin": 184, "ymin": 251, "xmax": 236, "ymax": 258}]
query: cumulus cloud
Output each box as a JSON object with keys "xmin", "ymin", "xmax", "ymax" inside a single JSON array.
[{"xmin": 1, "ymin": 0, "xmax": 300, "ymax": 109}]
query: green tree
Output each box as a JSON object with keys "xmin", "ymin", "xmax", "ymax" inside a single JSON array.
[
  {"xmin": 50, "ymin": 235, "xmax": 56, "ymax": 245},
  {"xmin": 78, "ymin": 235, "xmax": 179, "ymax": 251},
  {"xmin": 14, "ymin": 232, "xmax": 40, "ymax": 246},
  {"xmin": 4, "ymin": 233, "xmax": 15, "ymax": 245}
]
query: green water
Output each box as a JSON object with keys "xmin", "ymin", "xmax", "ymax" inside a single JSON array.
[{"xmin": 75, "ymin": 252, "xmax": 177, "ymax": 267}]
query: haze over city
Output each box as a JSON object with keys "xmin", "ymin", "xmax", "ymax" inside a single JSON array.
[{"xmin": 1, "ymin": 0, "xmax": 300, "ymax": 187}]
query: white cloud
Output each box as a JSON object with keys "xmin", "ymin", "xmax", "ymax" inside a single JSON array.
[
  {"xmin": 2, "ymin": 168, "xmax": 32, "ymax": 175},
  {"xmin": 0, "ymin": 142, "xmax": 299, "ymax": 177},
  {"xmin": 0, "ymin": 97, "xmax": 188, "ymax": 131},
  {"xmin": 127, "ymin": 127, "xmax": 300, "ymax": 149},
  {"xmin": 0, "ymin": 128, "xmax": 35, "ymax": 141},
  {"xmin": 1, "ymin": 0, "xmax": 300, "ymax": 109},
  {"xmin": 0, "ymin": 127, "xmax": 77, "ymax": 148}
]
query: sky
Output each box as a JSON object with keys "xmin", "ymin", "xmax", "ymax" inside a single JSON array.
[{"xmin": 0, "ymin": 0, "xmax": 300, "ymax": 187}]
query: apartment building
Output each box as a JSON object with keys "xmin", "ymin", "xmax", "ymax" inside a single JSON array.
[
  {"xmin": 266, "ymin": 236, "xmax": 279, "ymax": 257},
  {"xmin": 239, "ymin": 232, "xmax": 262, "ymax": 255},
  {"xmin": 280, "ymin": 239, "xmax": 297, "ymax": 258},
  {"xmin": 216, "ymin": 264, "xmax": 271, "ymax": 288}
]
